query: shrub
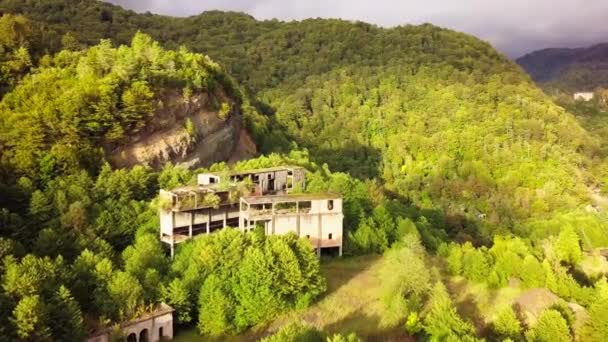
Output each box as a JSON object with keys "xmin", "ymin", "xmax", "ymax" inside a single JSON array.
[
  {"xmin": 492, "ymin": 306, "xmax": 521, "ymax": 340},
  {"xmin": 525, "ymin": 309, "xmax": 570, "ymax": 342}
]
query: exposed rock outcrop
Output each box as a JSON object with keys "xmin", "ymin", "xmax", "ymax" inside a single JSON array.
[{"xmin": 108, "ymin": 88, "xmax": 255, "ymax": 169}]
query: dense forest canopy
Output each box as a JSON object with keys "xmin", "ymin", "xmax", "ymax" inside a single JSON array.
[
  {"xmin": 2, "ymin": 0, "xmax": 604, "ymax": 235},
  {"xmin": 0, "ymin": 1, "xmax": 608, "ymax": 341}
]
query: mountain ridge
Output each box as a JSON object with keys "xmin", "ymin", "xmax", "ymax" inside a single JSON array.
[{"xmin": 517, "ymin": 42, "xmax": 608, "ymax": 90}]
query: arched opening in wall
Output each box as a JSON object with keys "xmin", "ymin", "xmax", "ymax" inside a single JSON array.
[
  {"xmin": 127, "ymin": 333, "xmax": 137, "ymax": 342},
  {"xmin": 159, "ymin": 326, "xmax": 164, "ymax": 339},
  {"xmin": 139, "ymin": 328, "xmax": 149, "ymax": 342}
]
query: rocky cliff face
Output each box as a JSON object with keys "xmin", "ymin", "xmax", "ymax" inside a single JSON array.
[{"xmin": 108, "ymin": 88, "xmax": 255, "ymax": 169}]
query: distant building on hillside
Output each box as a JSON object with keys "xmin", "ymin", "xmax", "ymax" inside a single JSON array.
[
  {"xmin": 239, "ymin": 193, "xmax": 344, "ymax": 256},
  {"xmin": 574, "ymin": 92, "xmax": 594, "ymax": 101},
  {"xmin": 159, "ymin": 166, "xmax": 344, "ymax": 257},
  {"xmin": 87, "ymin": 303, "xmax": 174, "ymax": 342}
]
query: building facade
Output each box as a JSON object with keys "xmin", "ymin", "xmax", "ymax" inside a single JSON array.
[
  {"xmin": 159, "ymin": 166, "xmax": 307, "ymax": 256},
  {"xmin": 574, "ymin": 92, "xmax": 594, "ymax": 101},
  {"xmin": 87, "ymin": 303, "xmax": 174, "ymax": 342},
  {"xmin": 239, "ymin": 194, "xmax": 344, "ymax": 256}
]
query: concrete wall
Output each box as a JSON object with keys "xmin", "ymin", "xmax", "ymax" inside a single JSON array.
[
  {"xmin": 574, "ymin": 92, "xmax": 594, "ymax": 101},
  {"xmin": 159, "ymin": 211, "xmax": 173, "ymax": 236},
  {"xmin": 87, "ymin": 313, "xmax": 173, "ymax": 342},
  {"xmin": 198, "ymin": 173, "xmax": 221, "ymax": 185}
]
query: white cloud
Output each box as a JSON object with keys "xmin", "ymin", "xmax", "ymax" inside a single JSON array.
[{"xmin": 105, "ymin": 0, "xmax": 608, "ymax": 57}]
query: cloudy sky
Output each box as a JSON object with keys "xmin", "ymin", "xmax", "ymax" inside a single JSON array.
[{"xmin": 106, "ymin": 0, "xmax": 608, "ymax": 58}]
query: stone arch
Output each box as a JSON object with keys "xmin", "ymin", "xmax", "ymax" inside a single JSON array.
[
  {"xmin": 126, "ymin": 333, "xmax": 137, "ymax": 342},
  {"xmin": 139, "ymin": 328, "xmax": 149, "ymax": 342}
]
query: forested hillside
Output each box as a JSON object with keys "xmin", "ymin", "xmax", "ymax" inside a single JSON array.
[{"xmin": 1, "ymin": 1, "xmax": 608, "ymax": 341}]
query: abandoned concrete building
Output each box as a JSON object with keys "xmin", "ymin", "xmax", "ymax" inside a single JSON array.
[
  {"xmin": 239, "ymin": 194, "xmax": 344, "ymax": 256},
  {"xmin": 574, "ymin": 92, "xmax": 594, "ymax": 101},
  {"xmin": 87, "ymin": 303, "xmax": 174, "ymax": 342},
  {"xmin": 160, "ymin": 166, "xmax": 321, "ymax": 255}
]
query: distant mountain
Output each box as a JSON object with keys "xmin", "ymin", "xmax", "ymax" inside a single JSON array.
[{"xmin": 517, "ymin": 43, "xmax": 608, "ymax": 91}]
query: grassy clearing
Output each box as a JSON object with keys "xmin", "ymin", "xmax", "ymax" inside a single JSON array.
[
  {"xmin": 446, "ymin": 275, "xmax": 523, "ymax": 332},
  {"xmin": 174, "ymin": 255, "xmax": 411, "ymax": 341},
  {"xmin": 173, "ymin": 253, "xmax": 529, "ymax": 341}
]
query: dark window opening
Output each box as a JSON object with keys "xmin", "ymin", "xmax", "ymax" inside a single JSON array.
[
  {"xmin": 159, "ymin": 327, "xmax": 164, "ymax": 338},
  {"xmin": 209, "ymin": 177, "xmax": 217, "ymax": 184},
  {"xmin": 306, "ymin": 234, "xmax": 310, "ymax": 239},
  {"xmin": 328, "ymin": 233, "xmax": 333, "ymax": 240},
  {"xmin": 328, "ymin": 200, "xmax": 334, "ymax": 211},
  {"xmin": 300, "ymin": 201, "xmax": 312, "ymax": 213},
  {"xmin": 268, "ymin": 174, "xmax": 272, "ymax": 179}
]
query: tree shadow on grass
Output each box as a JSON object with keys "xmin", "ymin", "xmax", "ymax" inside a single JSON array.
[
  {"xmin": 322, "ymin": 307, "xmax": 414, "ymax": 342},
  {"xmin": 318, "ymin": 254, "xmax": 383, "ymax": 299}
]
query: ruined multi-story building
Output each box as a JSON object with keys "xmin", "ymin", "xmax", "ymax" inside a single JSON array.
[
  {"xmin": 159, "ymin": 166, "xmax": 342, "ymax": 257},
  {"xmin": 239, "ymin": 194, "xmax": 343, "ymax": 256}
]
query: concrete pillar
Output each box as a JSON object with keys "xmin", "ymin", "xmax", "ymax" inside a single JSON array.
[
  {"xmin": 189, "ymin": 212, "xmax": 193, "ymax": 238},
  {"xmin": 223, "ymin": 207, "xmax": 227, "ymax": 228},
  {"xmin": 296, "ymin": 201, "xmax": 301, "ymax": 236},
  {"xmin": 271, "ymin": 203, "xmax": 276, "ymax": 235},
  {"xmin": 317, "ymin": 214, "xmax": 322, "ymax": 257},
  {"xmin": 170, "ymin": 237, "xmax": 175, "ymax": 259},
  {"xmin": 206, "ymin": 209, "xmax": 211, "ymax": 234}
]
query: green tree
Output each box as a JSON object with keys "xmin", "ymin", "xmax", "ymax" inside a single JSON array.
[
  {"xmin": 198, "ymin": 275, "xmax": 235, "ymax": 336},
  {"xmin": 106, "ymin": 272, "xmax": 145, "ymax": 321},
  {"xmin": 233, "ymin": 247, "xmax": 282, "ymax": 329},
  {"xmin": 423, "ymin": 282, "xmax": 478, "ymax": 341},
  {"xmin": 48, "ymin": 286, "xmax": 85, "ymax": 342},
  {"xmin": 492, "ymin": 306, "xmax": 521, "ymax": 340},
  {"xmin": 555, "ymin": 226, "xmax": 582, "ymax": 265},
  {"xmin": 11, "ymin": 295, "xmax": 51, "ymax": 341},
  {"xmin": 520, "ymin": 255, "xmax": 545, "ymax": 288},
  {"xmin": 162, "ymin": 278, "xmax": 193, "ymax": 324},
  {"xmin": 580, "ymin": 298, "xmax": 608, "ymax": 342},
  {"xmin": 525, "ymin": 309, "xmax": 570, "ymax": 342}
]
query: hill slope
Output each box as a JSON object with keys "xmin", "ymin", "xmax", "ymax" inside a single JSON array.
[
  {"xmin": 0, "ymin": 31, "xmax": 255, "ymax": 180},
  {"xmin": 1, "ymin": 0, "xmax": 605, "ymax": 239},
  {"xmin": 517, "ymin": 43, "xmax": 608, "ymax": 91}
]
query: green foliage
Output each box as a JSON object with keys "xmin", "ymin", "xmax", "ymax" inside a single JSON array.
[
  {"xmin": 520, "ymin": 255, "xmax": 545, "ymax": 288},
  {"xmin": 122, "ymin": 233, "xmax": 170, "ymax": 301},
  {"xmin": 423, "ymin": 282, "xmax": 479, "ymax": 341},
  {"xmin": 525, "ymin": 309, "xmax": 570, "ymax": 342},
  {"xmin": 219, "ymin": 102, "xmax": 231, "ymax": 120},
  {"xmin": 380, "ymin": 235, "xmax": 430, "ymax": 321},
  {"xmin": 11, "ymin": 294, "xmax": 51, "ymax": 341},
  {"xmin": 492, "ymin": 306, "xmax": 521, "ymax": 340},
  {"xmin": 173, "ymin": 229, "xmax": 325, "ymax": 336},
  {"xmin": 405, "ymin": 311, "xmax": 423, "ymax": 335},
  {"xmin": 105, "ymin": 271, "xmax": 145, "ymax": 321},
  {"xmin": 202, "ymin": 193, "xmax": 221, "ymax": 209},
  {"xmin": 327, "ymin": 333, "xmax": 363, "ymax": 342},
  {"xmin": 0, "ymin": 32, "xmax": 233, "ymax": 180},
  {"xmin": 48, "ymin": 286, "xmax": 85, "ymax": 342},
  {"xmin": 555, "ymin": 226, "xmax": 582, "ymax": 265},
  {"xmin": 260, "ymin": 323, "xmax": 324, "ymax": 342},
  {"xmin": 197, "ymin": 274, "xmax": 235, "ymax": 336},
  {"xmin": 581, "ymin": 298, "xmax": 608, "ymax": 342}
]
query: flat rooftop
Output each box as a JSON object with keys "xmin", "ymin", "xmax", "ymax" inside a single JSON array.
[
  {"xmin": 165, "ymin": 184, "xmax": 227, "ymax": 194},
  {"xmin": 227, "ymin": 165, "xmax": 304, "ymax": 176},
  {"xmin": 242, "ymin": 193, "xmax": 341, "ymax": 204}
]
